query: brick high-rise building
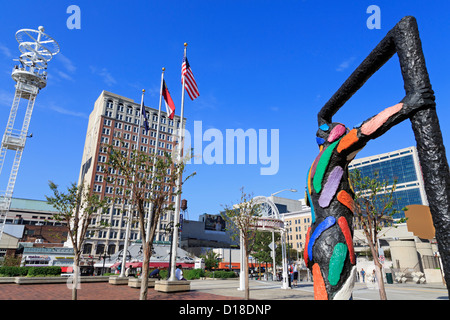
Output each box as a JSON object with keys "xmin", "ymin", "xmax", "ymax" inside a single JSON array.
[{"xmin": 77, "ymin": 90, "xmax": 185, "ymax": 259}]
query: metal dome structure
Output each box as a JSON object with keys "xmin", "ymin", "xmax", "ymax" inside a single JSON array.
[
  {"xmin": 12, "ymin": 26, "xmax": 60, "ymax": 90},
  {"xmin": 236, "ymin": 196, "xmax": 290, "ymax": 290}
]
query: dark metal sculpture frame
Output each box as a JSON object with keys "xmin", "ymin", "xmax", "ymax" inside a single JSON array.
[{"xmin": 309, "ymin": 16, "xmax": 450, "ymax": 298}]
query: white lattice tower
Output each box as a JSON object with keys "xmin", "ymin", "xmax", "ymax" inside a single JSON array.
[{"xmin": 0, "ymin": 26, "xmax": 59, "ymax": 240}]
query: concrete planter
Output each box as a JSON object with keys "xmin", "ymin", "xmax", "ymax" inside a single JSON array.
[
  {"xmin": 128, "ymin": 277, "xmax": 156, "ymax": 288},
  {"xmin": 79, "ymin": 276, "xmax": 109, "ymax": 283},
  {"xmin": 108, "ymin": 276, "xmax": 130, "ymax": 285},
  {"xmin": 154, "ymin": 279, "xmax": 190, "ymax": 292}
]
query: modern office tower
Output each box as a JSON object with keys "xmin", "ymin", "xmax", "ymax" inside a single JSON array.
[
  {"xmin": 0, "ymin": 27, "xmax": 59, "ymax": 241},
  {"xmin": 348, "ymin": 146, "xmax": 428, "ymax": 219},
  {"xmin": 78, "ymin": 90, "xmax": 185, "ymax": 259}
]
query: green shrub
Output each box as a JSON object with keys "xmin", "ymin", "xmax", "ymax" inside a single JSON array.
[
  {"xmin": 0, "ymin": 266, "xmax": 20, "ymax": 277},
  {"xmin": 18, "ymin": 267, "xmax": 30, "ymax": 276},
  {"xmin": 27, "ymin": 266, "xmax": 62, "ymax": 277},
  {"xmin": 185, "ymin": 268, "xmax": 205, "ymax": 280},
  {"xmin": 205, "ymin": 270, "xmax": 237, "ymax": 278},
  {"xmin": 1, "ymin": 266, "xmax": 30, "ymax": 277},
  {"xmin": 148, "ymin": 268, "xmax": 206, "ymax": 280},
  {"xmin": 0, "ymin": 266, "xmax": 61, "ymax": 277},
  {"xmin": 159, "ymin": 269, "xmax": 168, "ymax": 279},
  {"xmin": 47, "ymin": 266, "xmax": 62, "ymax": 276}
]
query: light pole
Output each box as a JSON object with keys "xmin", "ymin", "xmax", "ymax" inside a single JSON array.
[
  {"xmin": 271, "ymin": 189, "xmax": 298, "ymax": 197},
  {"xmin": 100, "ymin": 249, "xmax": 111, "ymax": 276},
  {"xmin": 269, "ymin": 188, "xmax": 297, "ymax": 283}
]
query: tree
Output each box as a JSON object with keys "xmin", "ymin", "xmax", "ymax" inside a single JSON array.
[
  {"xmin": 0, "ymin": 255, "xmax": 21, "ymax": 267},
  {"xmin": 103, "ymin": 140, "xmax": 194, "ymax": 300},
  {"xmin": 251, "ymin": 231, "xmax": 272, "ymax": 264},
  {"xmin": 349, "ymin": 168, "xmax": 407, "ymax": 300},
  {"xmin": 46, "ymin": 181, "xmax": 108, "ymax": 300},
  {"xmin": 251, "ymin": 231, "xmax": 273, "ymax": 278},
  {"xmin": 200, "ymin": 250, "xmax": 220, "ymax": 271},
  {"xmin": 222, "ymin": 188, "xmax": 261, "ymax": 300}
]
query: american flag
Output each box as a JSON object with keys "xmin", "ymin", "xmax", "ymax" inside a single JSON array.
[{"xmin": 182, "ymin": 55, "xmax": 199, "ymax": 100}]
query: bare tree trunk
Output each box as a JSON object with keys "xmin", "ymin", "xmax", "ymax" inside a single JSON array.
[
  {"xmin": 374, "ymin": 260, "xmax": 387, "ymax": 300},
  {"xmin": 244, "ymin": 250, "xmax": 250, "ymax": 300},
  {"xmin": 72, "ymin": 254, "xmax": 79, "ymax": 300},
  {"xmin": 139, "ymin": 241, "xmax": 151, "ymax": 300},
  {"xmin": 367, "ymin": 239, "xmax": 387, "ymax": 300}
]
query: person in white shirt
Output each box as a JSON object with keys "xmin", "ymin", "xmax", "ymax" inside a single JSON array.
[{"xmin": 175, "ymin": 265, "xmax": 186, "ymax": 280}]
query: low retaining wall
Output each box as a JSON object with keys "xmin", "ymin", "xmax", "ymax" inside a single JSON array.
[
  {"xmin": 0, "ymin": 276, "xmax": 109, "ymax": 285},
  {"xmin": 0, "ymin": 277, "xmax": 15, "ymax": 284}
]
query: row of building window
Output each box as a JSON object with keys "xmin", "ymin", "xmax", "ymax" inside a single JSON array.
[
  {"xmin": 92, "ymin": 183, "xmax": 176, "ymax": 200},
  {"xmin": 105, "ymin": 100, "xmax": 180, "ymax": 128},
  {"xmin": 350, "ymin": 155, "xmax": 418, "ymax": 186},
  {"xmin": 103, "ymin": 123, "xmax": 177, "ymax": 142},
  {"xmin": 82, "ymin": 234, "xmax": 170, "ymax": 255}
]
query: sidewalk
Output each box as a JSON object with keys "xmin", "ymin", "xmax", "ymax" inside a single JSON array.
[{"xmin": 191, "ymin": 278, "xmax": 315, "ymax": 300}]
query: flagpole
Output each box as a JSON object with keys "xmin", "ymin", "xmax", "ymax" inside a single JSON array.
[
  {"xmin": 169, "ymin": 43, "xmax": 188, "ymax": 281},
  {"xmin": 120, "ymin": 89, "xmax": 145, "ymax": 277},
  {"xmin": 145, "ymin": 68, "xmax": 165, "ymax": 243}
]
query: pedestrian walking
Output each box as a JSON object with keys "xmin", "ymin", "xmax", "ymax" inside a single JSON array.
[
  {"xmin": 293, "ymin": 264, "xmax": 298, "ymax": 287},
  {"xmin": 360, "ymin": 268, "xmax": 365, "ymax": 283}
]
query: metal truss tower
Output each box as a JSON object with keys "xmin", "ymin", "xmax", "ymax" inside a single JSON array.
[{"xmin": 0, "ymin": 26, "xmax": 59, "ymax": 240}]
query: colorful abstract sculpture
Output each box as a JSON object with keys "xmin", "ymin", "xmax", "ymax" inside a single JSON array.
[{"xmin": 305, "ymin": 16, "xmax": 450, "ymax": 299}]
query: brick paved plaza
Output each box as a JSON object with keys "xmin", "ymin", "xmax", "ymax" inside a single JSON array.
[
  {"xmin": 0, "ymin": 278, "xmax": 447, "ymax": 301},
  {"xmin": 0, "ymin": 282, "xmax": 240, "ymax": 300}
]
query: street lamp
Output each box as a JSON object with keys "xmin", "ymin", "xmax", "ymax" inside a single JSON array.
[
  {"xmin": 116, "ymin": 249, "xmax": 131, "ymax": 275},
  {"xmin": 100, "ymin": 249, "xmax": 111, "ymax": 276},
  {"xmin": 164, "ymin": 221, "xmax": 175, "ymax": 279},
  {"xmin": 271, "ymin": 189, "xmax": 298, "ymax": 197}
]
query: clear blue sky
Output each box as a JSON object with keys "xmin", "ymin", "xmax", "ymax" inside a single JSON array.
[{"xmin": 0, "ymin": 0, "xmax": 449, "ymax": 221}]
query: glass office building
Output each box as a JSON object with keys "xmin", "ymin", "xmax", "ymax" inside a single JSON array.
[{"xmin": 348, "ymin": 146, "xmax": 428, "ymax": 219}]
